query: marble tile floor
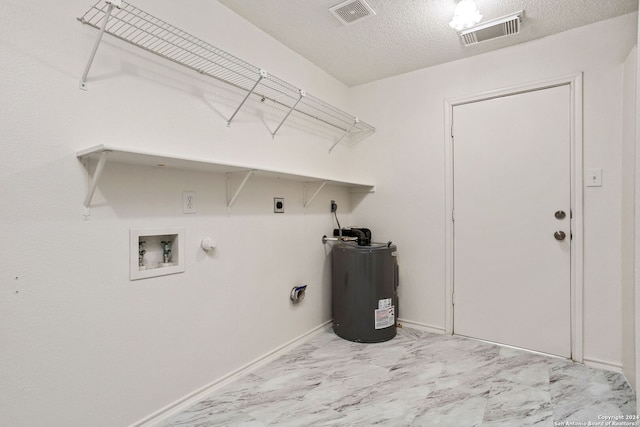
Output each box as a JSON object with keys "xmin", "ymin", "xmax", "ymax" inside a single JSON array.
[{"xmin": 158, "ymin": 327, "xmax": 636, "ymax": 427}]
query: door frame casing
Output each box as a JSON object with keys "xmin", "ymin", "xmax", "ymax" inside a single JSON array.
[{"xmin": 443, "ymin": 73, "xmax": 584, "ymax": 362}]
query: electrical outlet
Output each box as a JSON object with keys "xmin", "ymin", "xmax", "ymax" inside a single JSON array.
[
  {"xmin": 331, "ymin": 200, "xmax": 337, "ymax": 212},
  {"xmin": 183, "ymin": 191, "xmax": 196, "ymax": 214},
  {"xmin": 274, "ymin": 197, "xmax": 284, "ymax": 213}
]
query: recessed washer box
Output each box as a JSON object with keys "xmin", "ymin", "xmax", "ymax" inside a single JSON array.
[{"xmin": 130, "ymin": 227, "xmax": 185, "ymax": 280}]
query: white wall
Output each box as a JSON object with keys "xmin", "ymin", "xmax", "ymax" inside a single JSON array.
[
  {"xmin": 622, "ymin": 45, "xmax": 637, "ymax": 389},
  {"xmin": 0, "ymin": 1, "xmax": 363, "ymax": 426},
  {"xmin": 3, "ymin": 1, "xmax": 639, "ymax": 425},
  {"xmin": 349, "ymin": 13, "xmax": 638, "ymax": 366},
  {"xmin": 635, "ymin": 11, "xmax": 640, "ymax": 414}
]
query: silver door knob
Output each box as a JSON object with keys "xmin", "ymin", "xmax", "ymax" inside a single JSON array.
[
  {"xmin": 554, "ymin": 231, "xmax": 566, "ymax": 241},
  {"xmin": 554, "ymin": 210, "xmax": 566, "ymax": 220}
]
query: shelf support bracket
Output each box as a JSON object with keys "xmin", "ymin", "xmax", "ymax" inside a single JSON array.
[
  {"xmin": 79, "ymin": 0, "xmax": 121, "ymax": 90},
  {"xmin": 83, "ymin": 150, "xmax": 110, "ymax": 207},
  {"xmin": 303, "ymin": 181, "xmax": 327, "ymax": 208},
  {"xmin": 271, "ymin": 89, "xmax": 306, "ymax": 138},
  {"xmin": 329, "ymin": 118, "xmax": 359, "ymax": 153},
  {"xmin": 226, "ymin": 170, "xmax": 254, "ymax": 211},
  {"xmin": 227, "ymin": 69, "xmax": 268, "ymax": 127}
]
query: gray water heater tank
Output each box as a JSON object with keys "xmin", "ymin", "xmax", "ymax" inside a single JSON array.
[{"xmin": 332, "ymin": 242, "xmax": 398, "ymax": 343}]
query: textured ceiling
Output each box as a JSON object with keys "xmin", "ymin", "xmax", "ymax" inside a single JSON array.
[{"xmin": 216, "ymin": 0, "xmax": 638, "ymax": 87}]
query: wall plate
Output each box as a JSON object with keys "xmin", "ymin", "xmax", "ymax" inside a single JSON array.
[
  {"xmin": 585, "ymin": 168, "xmax": 602, "ymax": 187},
  {"xmin": 183, "ymin": 191, "xmax": 196, "ymax": 214},
  {"xmin": 274, "ymin": 197, "xmax": 284, "ymax": 213}
]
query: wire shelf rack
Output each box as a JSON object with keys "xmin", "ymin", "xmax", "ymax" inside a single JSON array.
[{"xmin": 78, "ymin": 0, "xmax": 375, "ymax": 149}]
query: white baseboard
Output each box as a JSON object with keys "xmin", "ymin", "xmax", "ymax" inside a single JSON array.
[
  {"xmin": 129, "ymin": 320, "xmax": 332, "ymax": 427},
  {"xmin": 583, "ymin": 356, "xmax": 623, "ymax": 373},
  {"xmin": 397, "ymin": 318, "xmax": 446, "ymax": 335}
]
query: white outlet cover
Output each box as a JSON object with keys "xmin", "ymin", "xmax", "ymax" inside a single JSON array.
[{"xmin": 183, "ymin": 191, "xmax": 196, "ymax": 214}]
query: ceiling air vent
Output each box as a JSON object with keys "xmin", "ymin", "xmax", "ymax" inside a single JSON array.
[
  {"xmin": 459, "ymin": 11, "xmax": 523, "ymax": 46},
  {"xmin": 329, "ymin": 0, "xmax": 376, "ymax": 26}
]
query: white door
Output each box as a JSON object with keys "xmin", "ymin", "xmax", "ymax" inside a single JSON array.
[{"xmin": 452, "ymin": 85, "xmax": 571, "ymax": 358}]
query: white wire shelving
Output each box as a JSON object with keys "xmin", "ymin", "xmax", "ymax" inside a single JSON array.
[{"xmin": 78, "ymin": 0, "xmax": 375, "ymax": 151}]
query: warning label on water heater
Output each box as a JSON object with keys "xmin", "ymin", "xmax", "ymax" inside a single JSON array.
[
  {"xmin": 375, "ymin": 306, "xmax": 395, "ymax": 329},
  {"xmin": 378, "ymin": 298, "xmax": 392, "ymax": 309}
]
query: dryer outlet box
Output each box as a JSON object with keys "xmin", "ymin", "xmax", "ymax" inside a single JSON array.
[{"xmin": 274, "ymin": 197, "xmax": 284, "ymax": 213}]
